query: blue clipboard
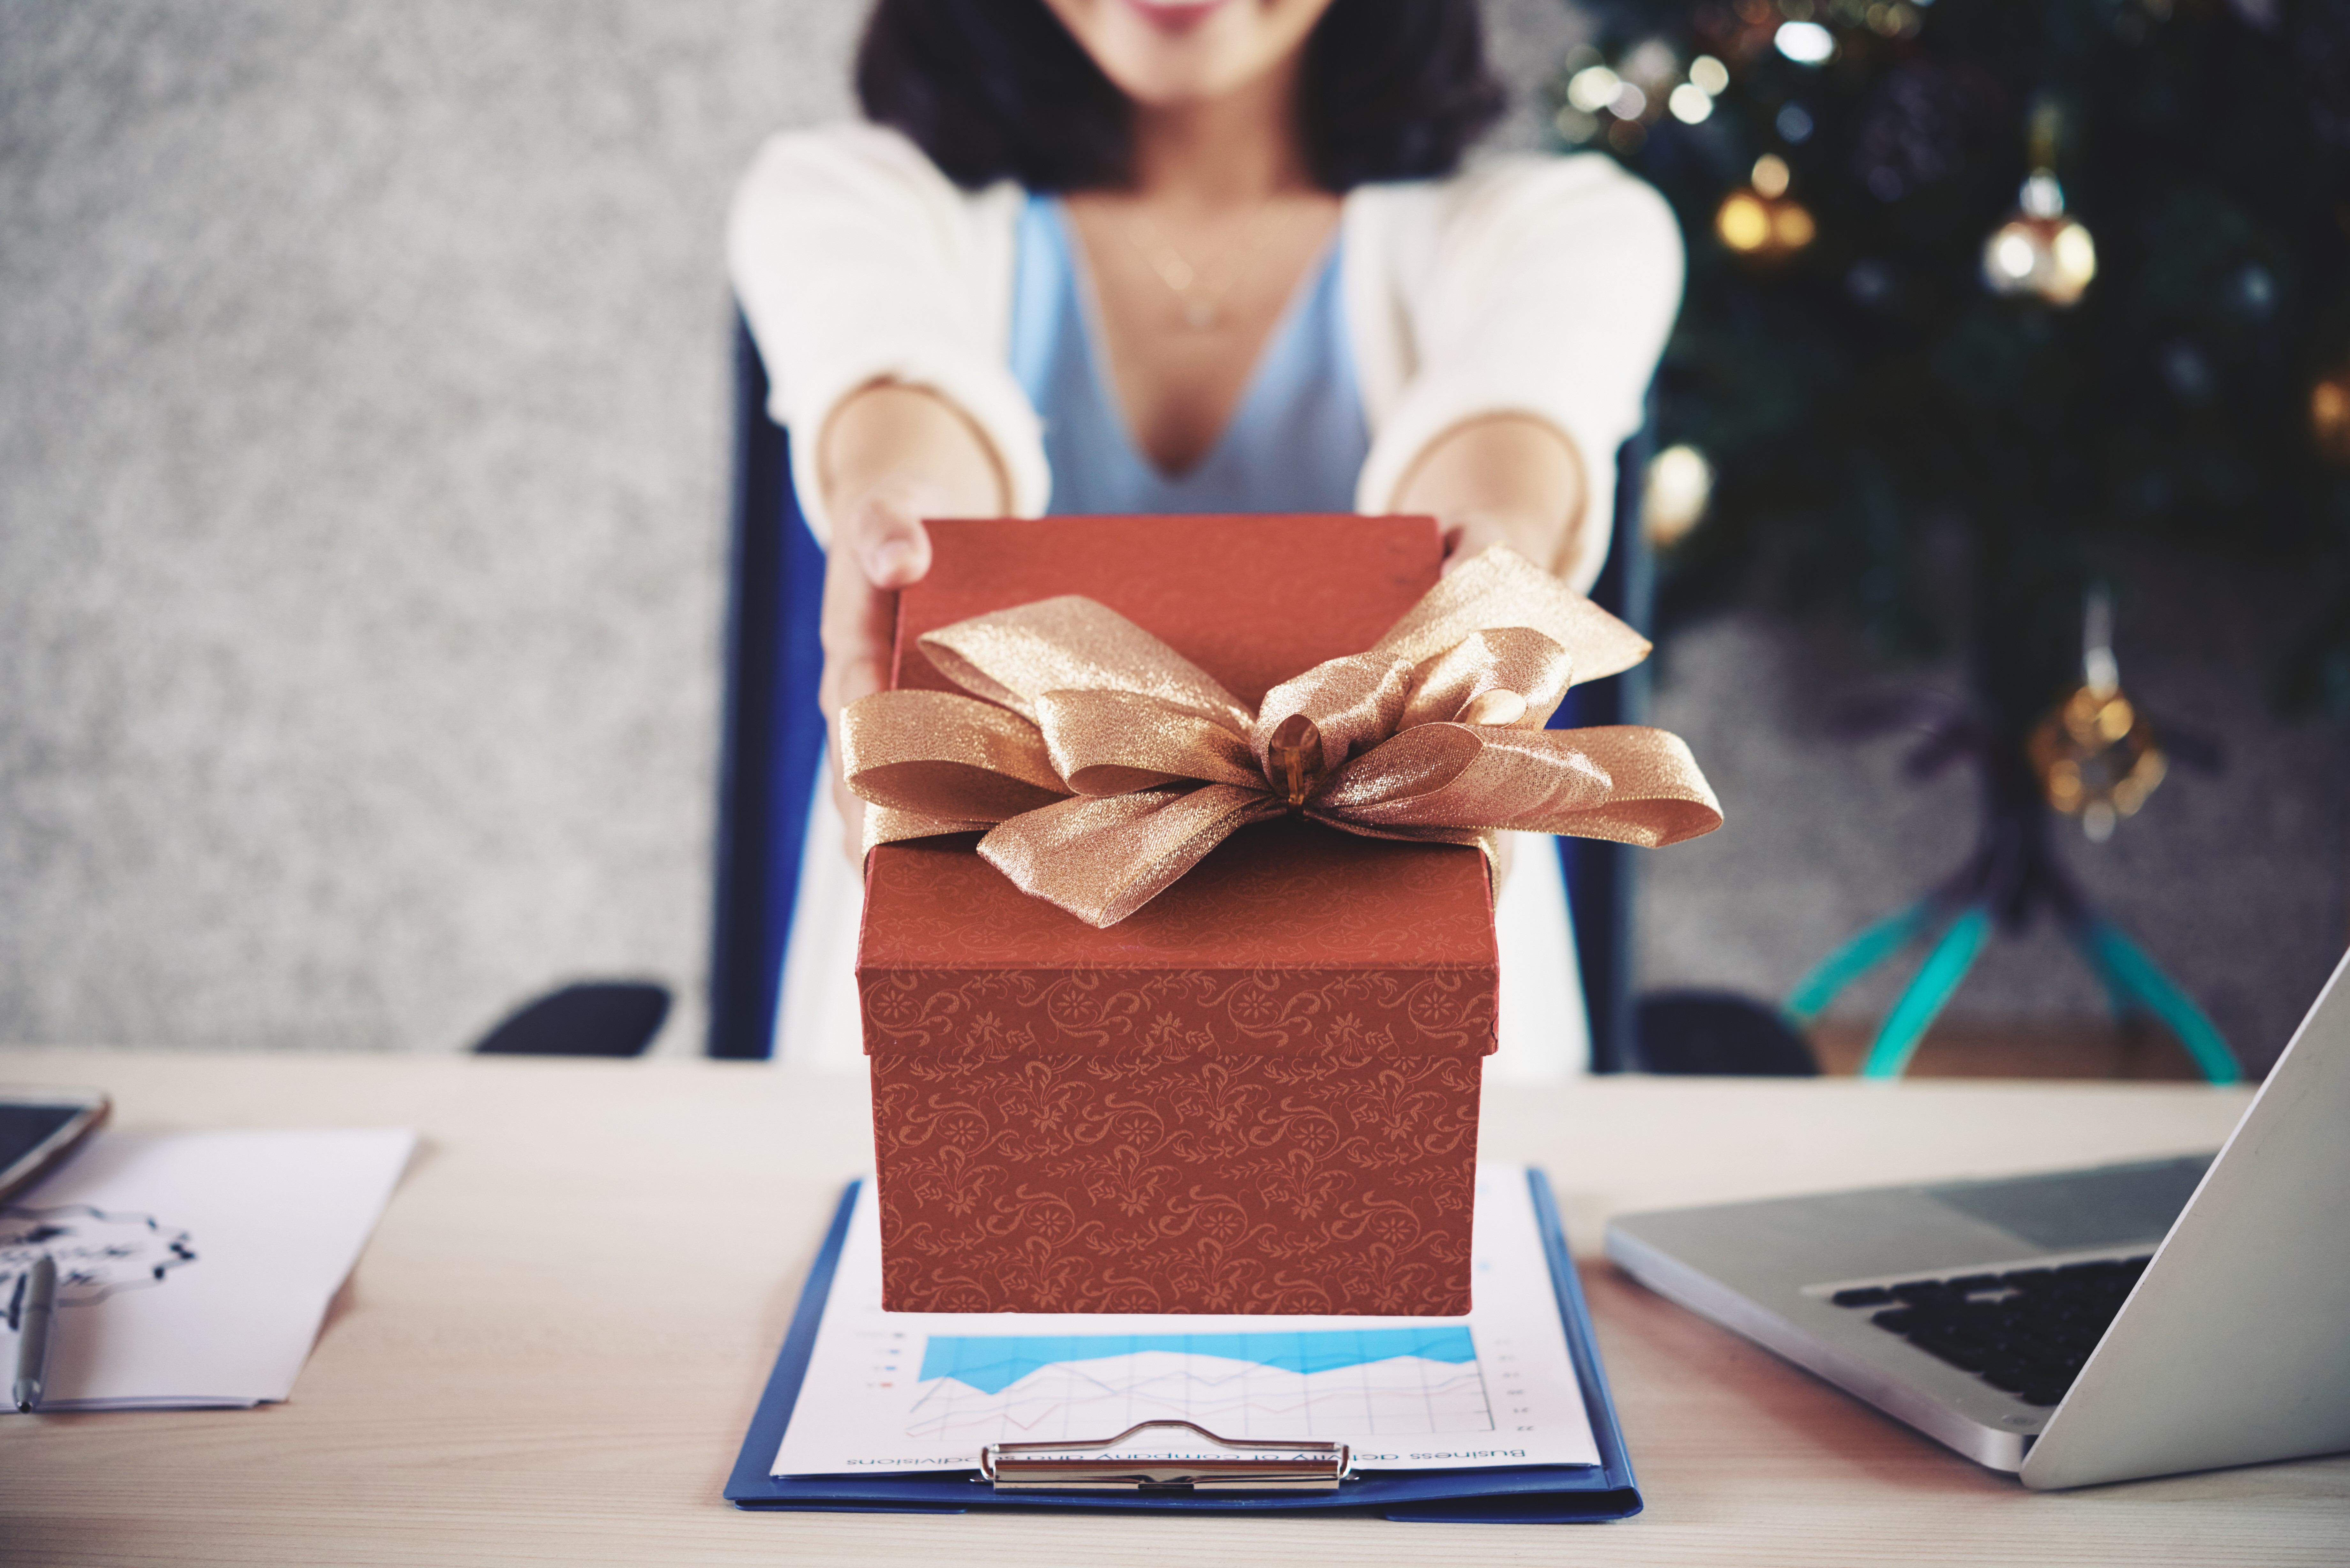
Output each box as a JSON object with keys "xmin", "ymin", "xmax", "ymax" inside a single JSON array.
[{"xmin": 724, "ymin": 1169, "xmax": 1641, "ymax": 1523}]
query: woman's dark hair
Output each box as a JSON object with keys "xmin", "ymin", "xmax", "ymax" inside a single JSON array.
[{"xmin": 854, "ymin": 0, "xmax": 1506, "ymax": 192}]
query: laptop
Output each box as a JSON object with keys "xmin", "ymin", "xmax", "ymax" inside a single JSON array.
[{"xmin": 1605, "ymin": 946, "xmax": 2350, "ymax": 1489}]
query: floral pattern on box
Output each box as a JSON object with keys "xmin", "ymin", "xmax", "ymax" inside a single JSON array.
[{"xmin": 867, "ymin": 965, "xmax": 1490, "ymax": 1314}]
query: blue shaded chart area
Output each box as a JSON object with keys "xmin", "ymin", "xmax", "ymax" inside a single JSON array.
[
  {"xmin": 908, "ymin": 1327, "xmax": 1490, "ymax": 1443},
  {"xmin": 921, "ymin": 1328, "xmax": 1476, "ymax": 1395}
]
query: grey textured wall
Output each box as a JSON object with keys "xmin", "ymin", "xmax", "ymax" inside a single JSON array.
[
  {"xmin": 2, "ymin": 1, "xmax": 860, "ymax": 1053},
  {"xmin": 3, "ymin": 0, "xmax": 2339, "ymax": 1065}
]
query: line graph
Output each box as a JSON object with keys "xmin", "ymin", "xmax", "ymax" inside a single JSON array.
[{"xmin": 906, "ymin": 1328, "xmax": 1493, "ymax": 1443}]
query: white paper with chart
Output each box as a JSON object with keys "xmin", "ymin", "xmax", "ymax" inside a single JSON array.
[{"xmin": 772, "ymin": 1163, "xmax": 1599, "ymax": 1476}]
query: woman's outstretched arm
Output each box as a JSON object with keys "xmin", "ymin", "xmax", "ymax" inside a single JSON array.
[
  {"xmin": 817, "ymin": 382, "xmax": 1007, "ymax": 856},
  {"xmin": 1351, "ymin": 156, "xmax": 1682, "ymax": 594},
  {"xmin": 1389, "ymin": 412, "xmax": 1589, "ymax": 582}
]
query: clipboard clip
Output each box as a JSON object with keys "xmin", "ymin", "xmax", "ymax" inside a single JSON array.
[{"xmin": 979, "ymin": 1419, "xmax": 1354, "ymax": 1493}]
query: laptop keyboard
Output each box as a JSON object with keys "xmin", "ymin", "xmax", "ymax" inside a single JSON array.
[{"xmin": 1827, "ymin": 1256, "xmax": 2152, "ymax": 1407}]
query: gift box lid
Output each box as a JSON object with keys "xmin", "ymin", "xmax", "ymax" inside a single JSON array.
[
  {"xmin": 860, "ymin": 514, "xmax": 1497, "ymax": 1056},
  {"xmin": 890, "ymin": 514, "xmax": 1442, "ymax": 707}
]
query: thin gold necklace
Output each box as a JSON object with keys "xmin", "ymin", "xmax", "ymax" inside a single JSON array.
[{"xmin": 1124, "ymin": 200, "xmax": 1296, "ymax": 332}]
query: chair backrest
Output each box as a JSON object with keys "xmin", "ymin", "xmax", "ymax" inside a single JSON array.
[
  {"xmin": 1549, "ymin": 425, "xmax": 1655, "ymax": 1073},
  {"xmin": 708, "ymin": 314, "xmax": 827, "ymax": 1059},
  {"xmin": 708, "ymin": 312, "xmax": 1655, "ymax": 1067},
  {"xmin": 473, "ymin": 981, "xmax": 673, "ymax": 1057}
]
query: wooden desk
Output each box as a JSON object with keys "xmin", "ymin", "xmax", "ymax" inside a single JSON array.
[{"xmin": 1, "ymin": 1049, "xmax": 2341, "ymax": 1565}]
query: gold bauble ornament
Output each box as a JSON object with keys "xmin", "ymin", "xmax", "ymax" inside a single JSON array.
[
  {"xmin": 2029, "ymin": 686, "xmax": 2166, "ymax": 843},
  {"xmin": 1982, "ymin": 173, "xmax": 2097, "ymax": 307},
  {"xmin": 1716, "ymin": 155, "xmax": 1815, "ymax": 264},
  {"xmin": 2028, "ymin": 593, "xmax": 2164, "ymax": 842},
  {"xmin": 1642, "ymin": 444, "xmax": 1714, "ymax": 550}
]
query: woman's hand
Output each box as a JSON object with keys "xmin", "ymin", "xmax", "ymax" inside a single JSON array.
[
  {"xmin": 817, "ymin": 383, "xmax": 1007, "ymax": 860},
  {"xmin": 818, "ymin": 479, "xmax": 938, "ymax": 861},
  {"xmin": 1391, "ymin": 414, "xmax": 1596, "ymax": 590}
]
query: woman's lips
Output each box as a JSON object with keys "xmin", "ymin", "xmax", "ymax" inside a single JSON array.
[{"xmin": 1120, "ymin": 0, "xmax": 1232, "ymax": 32}]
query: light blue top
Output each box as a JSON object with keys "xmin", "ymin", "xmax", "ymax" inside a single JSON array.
[{"xmin": 1006, "ymin": 194, "xmax": 1369, "ymax": 515}]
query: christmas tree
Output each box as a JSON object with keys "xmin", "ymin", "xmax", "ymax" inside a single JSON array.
[
  {"xmin": 1552, "ymin": 0, "xmax": 2350, "ymax": 1076},
  {"xmin": 1558, "ymin": 0, "xmax": 2350, "ymax": 732}
]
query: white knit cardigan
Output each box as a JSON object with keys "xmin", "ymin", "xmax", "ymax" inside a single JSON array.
[{"xmin": 727, "ymin": 122, "xmax": 1684, "ymax": 591}]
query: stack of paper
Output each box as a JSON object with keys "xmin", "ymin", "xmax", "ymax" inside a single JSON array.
[{"xmin": 0, "ymin": 1129, "xmax": 414, "ymax": 1411}]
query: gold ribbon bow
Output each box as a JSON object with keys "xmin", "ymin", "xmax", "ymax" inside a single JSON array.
[{"xmin": 840, "ymin": 545, "xmax": 1723, "ymax": 927}]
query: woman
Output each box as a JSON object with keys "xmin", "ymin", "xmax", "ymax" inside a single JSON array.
[{"xmin": 731, "ymin": 0, "xmax": 1682, "ymax": 1075}]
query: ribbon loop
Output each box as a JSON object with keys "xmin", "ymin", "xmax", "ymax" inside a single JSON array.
[
  {"xmin": 919, "ymin": 596, "xmax": 1252, "ymax": 730},
  {"xmin": 1313, "ymin": 724, "xmax": 1618, "ymax": 830},
  {"xmin": 1518, "ymin": 725, "xmax": 1725, "ymax": 846},
  {"xmin": 838, "ymin": 689, "xmax": 1072, "ymax": 819},
  {"xmin": 1371, "ymin": 544, "xmax": 1650, "ymax": 681},
  {"xmin": 1251, "ymin": 652, "xmax": 1413, "ymax": 778},
  {"xmin": 1398, "ymin": 627, "xmax": 1576, "ymax": 733},
  {"xmin": 1034, "ymin": 689, "xmax": 1262, "ymax": 795}
]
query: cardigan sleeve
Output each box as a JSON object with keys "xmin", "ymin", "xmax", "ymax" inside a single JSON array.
[
  {"xmin": 1352, "ymin": 155, "xmax": 1685, "ymax": 592},
  {"xmin": 726, "ymin": 123, "xmax": 1049, "ymax": 543}
]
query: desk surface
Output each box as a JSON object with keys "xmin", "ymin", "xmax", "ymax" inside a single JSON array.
[{"xmin": 0, "ymin": 1048, "xmax": 2341, "ymax": 1566}]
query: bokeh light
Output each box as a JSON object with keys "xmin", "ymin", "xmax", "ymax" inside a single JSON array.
[{"xmin": 1775, "ymin": 20, "xmax": 1835, "ymax": 63}]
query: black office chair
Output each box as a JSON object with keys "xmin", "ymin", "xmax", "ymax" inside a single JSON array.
[
  {"xmin": 1631, "ymin": 989, "xmax": 1820, "ymax": 1076},
  {"xmin": 708, "ymin": 310, "xmax": 1659, "ymax": 1069},
  {"xmin": 471, "ymin": 981, "xmax": 672, "ymax": 1057}
]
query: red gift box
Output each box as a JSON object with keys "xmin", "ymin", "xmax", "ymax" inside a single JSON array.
[{"xmin": 859, "ymin": 515, "xmax": 1497, "ymax": 1315}]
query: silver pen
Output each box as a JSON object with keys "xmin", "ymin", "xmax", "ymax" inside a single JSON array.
[{"xmin": 12, "ymin": 1255, "xmax": 57, "ymax": 1413}]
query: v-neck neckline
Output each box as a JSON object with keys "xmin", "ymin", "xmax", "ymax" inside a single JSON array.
[{"xmin": 1050, "ymin": 197, "xmax": 1342, "ymax": 486}]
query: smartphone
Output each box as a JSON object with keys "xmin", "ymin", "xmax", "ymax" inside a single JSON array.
[{"xmin": 0, "ymin": 1088, "xmax": 109, "ymax": 1206}]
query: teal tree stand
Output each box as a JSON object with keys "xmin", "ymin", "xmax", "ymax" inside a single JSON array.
[{"xmin": 1782, "ymin": 697, "xmax": 2239, "ymax": 1084}]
